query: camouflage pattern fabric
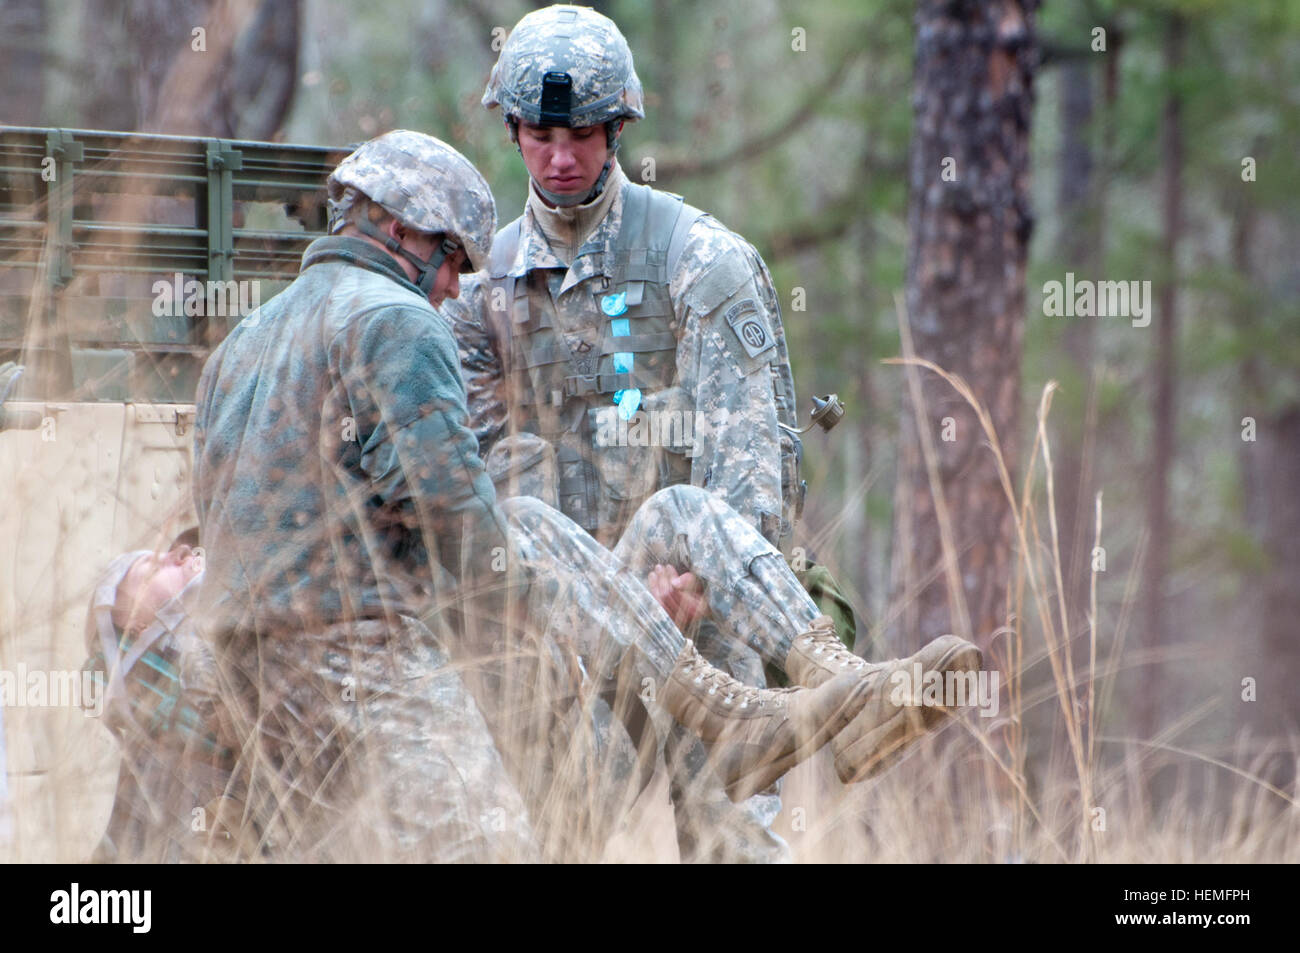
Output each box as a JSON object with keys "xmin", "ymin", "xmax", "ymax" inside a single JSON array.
[
  {"xmin": 328, "ymin": 130, "xmax": 497, "ymax": 273},
  {"xmin": 613, "ymin": 484, "xmax": 823, "ymax": 862},
  {"xmin": 192, "ymin": 230, "xmax": 536, "ymax": 861},
  {"xmin": 443, "ymin": 161, "xmax": 807, "ymax": 862},
  {"xmin": 216, "ymin": 614, "xmax": 539, "ymax": 863},
  {"xmin": 454, "ymin": 493, "xmax": 686, "ymax": 862},
  {"xmin": 483, "ymin": 487, "xmax": 829, "ymax": 862},
  {"xmin": 84, "ymin": 574, "xmax": 240, "ymax": 862},
  {"xmin": 483, "ymin": 5, "xmax": 645, "ymax": 126},
  {"xmin": 446, "ymin": 169, "xmax": 802, "ymax": 551},
  {"xmin": 485, "ymin": 431, "xmax": 559, "ymax": 507},
  {"xmin": 0, "ymin": 360, "xmax": 22, "ymax": 404},
  {"xmin": 663, "ymin": 726, "xmax": 789, "ymax": 863},
  {"xmin": 193, "ymin": 234, "xmax": 510, "ymax": 640},
  {"xmin": 611, "ymin": 485, "xmax": 821, "ymax": 657}
]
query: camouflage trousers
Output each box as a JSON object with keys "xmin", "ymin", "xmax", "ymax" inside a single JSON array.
[
  {"xmin": 468, "ymin": 486, "xmax": 822, "ymax": 862},
  {"xmin": 613, "ymin": 485, "xmax": 822, "ymax": 863},
  {"xmin": 217, "ymin": 615, "xmax": 539, "ymax": 863},
  {"xmin": 453, "ymin": 495, "xmax": 686, "ymax": 861}
]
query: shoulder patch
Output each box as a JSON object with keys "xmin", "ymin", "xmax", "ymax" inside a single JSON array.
[{"xmin": 725, "ymin": 298, "xmax": 774, "ymax": 359}]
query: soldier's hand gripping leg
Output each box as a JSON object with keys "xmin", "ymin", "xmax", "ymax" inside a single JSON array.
[{"xmin": 500, "ymin": 496, "xmax": 871, "ymax": 804}]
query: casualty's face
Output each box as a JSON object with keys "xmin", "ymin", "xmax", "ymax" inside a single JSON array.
[
  {"xmin": 515, "ymin": 121, "xmax": 609, "ymax": 203},
  {"xmin": 114, "ymin": 545, "xmax": 203, "ymax": 633}
]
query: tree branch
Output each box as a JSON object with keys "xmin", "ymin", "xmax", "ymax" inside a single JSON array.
[
  {"xmin": 653, "ymin": 39, "xmax": 866, "ymax": 180},
  {"xmin": 762, "ymin": 153, "xmax": 902, "ymax": 260}
]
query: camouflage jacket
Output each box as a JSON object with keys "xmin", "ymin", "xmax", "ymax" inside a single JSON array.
[
  {"xmin": 192, "ymin": 236, "xmax": 509, "ymax": 637},
  {"xmin": 445, "ymin": 171, "xmax": 802, "ymax": 550}
]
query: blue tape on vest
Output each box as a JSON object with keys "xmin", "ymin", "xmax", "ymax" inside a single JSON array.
[
  {"xmin": 616, "ymin": 387, "xmax": 642, "ymax": 420},
  {"xmin": 610, "ymin": 317, "xmax": 637, "ymax": 415},
  {"xmin": 602, "ymin": 292, "xmax": 628, "ymax": 317}
]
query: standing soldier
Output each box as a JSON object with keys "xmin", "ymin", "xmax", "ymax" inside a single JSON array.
[
  {"xmin": 457, "ymin": 5, "xmax": 801, "ymax": 553},
  {"xmin": 445, "ymin": 4, "xmax": 857, "ymax": 860}
]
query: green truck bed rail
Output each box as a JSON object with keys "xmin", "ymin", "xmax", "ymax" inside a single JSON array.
[{"xmin": 0, "ymin": 126, "xmax": 349, "ymax": 403}]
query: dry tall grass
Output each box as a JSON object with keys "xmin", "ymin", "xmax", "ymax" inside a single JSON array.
[{"xmin": 3, "ymin": 324, "xmax": 1297, "ymax": 864}]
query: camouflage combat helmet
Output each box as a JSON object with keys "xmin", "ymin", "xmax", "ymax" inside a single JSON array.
[
  {"xmin": 482, "ymin": 5, "xmax": 645, "ymax": 128},
  {"xmin": 327, "ymin": 130, "xmax": 496, "ymax": 292},
  {"xmin": 483, "ymin": 6, "xmax": 643, "ymax": 206}
]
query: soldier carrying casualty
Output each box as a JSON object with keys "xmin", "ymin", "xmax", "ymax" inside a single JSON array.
[{"xmin": 450, "ymin": 4, "xmax": 805, "ymax": 555}]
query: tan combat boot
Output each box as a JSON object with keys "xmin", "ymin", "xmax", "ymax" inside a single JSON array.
[
  {"xmin": 659, "ymin": 639, "xmax": 869, "ymax": 802},
  {"xmin": 783, "ymin": 616, "xmax": 983, "ymax": 783}
]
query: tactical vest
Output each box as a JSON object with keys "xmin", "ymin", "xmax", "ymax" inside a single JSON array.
[{"xmin": 488, "ymin": 183, "xmax": 705, "ymax": 538}]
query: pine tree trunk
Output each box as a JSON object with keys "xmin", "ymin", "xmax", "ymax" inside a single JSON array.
[
  {"xmin": 1235, "ymin": 199, "xmax": 1300, "ymax": 752},
  {"xmin": 891, "ymin": 0, "xmax": 1038, "ymax": 651}
]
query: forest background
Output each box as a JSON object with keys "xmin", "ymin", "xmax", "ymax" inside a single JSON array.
[{"xmin": 3, "ymin": 0, "xmax": 1298, "ymax": 861}]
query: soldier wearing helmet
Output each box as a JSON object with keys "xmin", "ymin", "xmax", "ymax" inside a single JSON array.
[
  {"xmin": 325, "ymin": 128, "xmax": 493, "ymax": 301},
  {"xmin": 190, "ymin": 129, "xmax": 539, "ymax": 861},
  {"xmin": 458, "ymin": 4, "xmax": 803, "ymax": 556},
  {"xmin": 444, "ymin": 4, "xmax": 812, "ymax": 862},
  {"xmin": 194, "ymin": 129, "xmax": 505, "ymax": 636}
]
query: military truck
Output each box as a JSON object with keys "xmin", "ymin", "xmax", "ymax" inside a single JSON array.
[{"xmin": 0, "ymin": 126, "xmax": 347, "ymax": 860}]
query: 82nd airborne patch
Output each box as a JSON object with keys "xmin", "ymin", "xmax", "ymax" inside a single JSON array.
[{"xmin": 724, "ymin": 298, "xmax": 775, "ymax": 359}]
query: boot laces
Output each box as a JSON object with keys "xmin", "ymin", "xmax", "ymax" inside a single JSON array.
[
  {"xmin": 799, "ymin": 617, "xmax": 865, "ymax": 672},
  {"xmin": 685, "ymin": 654, "xmax": 790, "ymax": 709}
]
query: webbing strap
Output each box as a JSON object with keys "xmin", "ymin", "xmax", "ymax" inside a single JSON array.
[
  {"xmin": 608, "ymin": 183, "xmax": 705, "ymax": 286},
  {"xmin": 666, "ymin": 201, "xmax": 705, "ymax": 277},
  {"xmin": 489, "ymin": 217, "xmax": 523, "ymax": 279}
]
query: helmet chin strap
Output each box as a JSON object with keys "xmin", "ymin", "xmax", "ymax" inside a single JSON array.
[{"xmin": 353, "ymin": 217, "xmax": 458, "ymax": 294}]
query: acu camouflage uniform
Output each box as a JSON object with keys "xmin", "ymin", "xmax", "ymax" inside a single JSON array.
[
  {"xmin": 84, "ymin": 559, "xmax": 239, "ymax": 862},
  {"xmin": 454, "ymin": 3, "xmax": 803, "ymax": 552},
  {"xmin": 450, "ymin": 176, "xmax": 803, "ymax": 554},
  {"xmin": 446, "ymin": 3, "xmax": 810, "ymax": 862},
  {"xmin": 479, "ymin": 484, "xmax": 827, "ymax": 861}
]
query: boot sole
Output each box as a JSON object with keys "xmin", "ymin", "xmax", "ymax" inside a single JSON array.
[{"xmin": 833, "ymin": 639, "xmax": 984, "ymax": 784}]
